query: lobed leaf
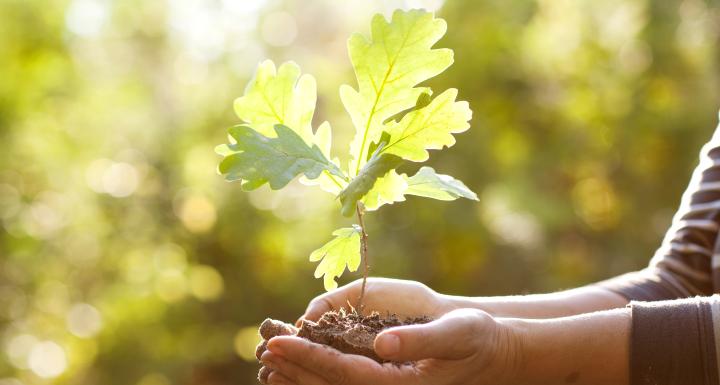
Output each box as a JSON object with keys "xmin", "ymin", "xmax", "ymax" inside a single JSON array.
[
  {"xmin": 310, "ymin": 226, "xmax": 362, "ymax": 291},
  {"xmin": 342, "ymin": 9, "xmax": 453, "ymax": 176},
  {"xmin": 361, "ymin": 169, "xmax": 407, "ymax": 211},
  {"xmin": 404, "ymin": 166, "xmax": 478, "ymax": 201},
  {"xmin": 234, "ymin": 60, "xmax": 316, "ymax": 143},
  {"xmin": 218, "ymin": 124, "xmax": 344, "ymax": 190},
  {"xmin": 299, "ymin": 121, "xmax": 347, "ymax": 194},
  {"xmin": 337, "ymin": 149, "xmax": 403, "ymax": 216},
  {"xmin": 381, "ymin": 89, "xmax": 472, "ymax": 162}
]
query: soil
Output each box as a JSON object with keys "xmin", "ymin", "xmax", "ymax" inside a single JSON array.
[{"xmin": 256, "ymin": 310, "xmax": 432, "ymax": 384}]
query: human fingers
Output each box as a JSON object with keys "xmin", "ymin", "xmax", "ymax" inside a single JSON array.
[
  {"xmin": 262, "ymin": 350, "xmax": 331, "ymax": 385},
  {"xmin": 297, "ymin": 282, "xmax": 361, "ymax": 325},
  {"xmin": 267, "ymin": 336, "xmax": 410, "ymax": 385},
  {"xmin": 374, "ymin": 308, "xmax": 494, "ymax": 361},
  {"xmin": 267, "ymin": 371, "xmax": 296, "ymax": 385}
]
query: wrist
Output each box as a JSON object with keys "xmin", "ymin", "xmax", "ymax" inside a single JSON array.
[
  {"xmin": 504, "ymin": 309, "xmax": 630, "ymax": 385},
  {"xmin": 494, "ymin": 318, "xmax": 534, "ymax": 384}
]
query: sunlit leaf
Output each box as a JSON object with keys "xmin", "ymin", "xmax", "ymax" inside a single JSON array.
[
  {"xmin": 382, "ymin": 92, "xmax": 433, "ymax": 125},
  {"xmin": 310, "ymin": 226, "xmax": 362, "ymax": 291},
  {"xmin": 337, "ymin": 149, "xmax": 403, "ymax": 216},
  {"xmin": 299, "ymin": 121, "xmax": 347, "ymax": 194},
  {"xmin": 218, "ymin": 125, "xmax": 345, "ymax": 190},
  {"xmin": 234, "ymin": 60, "xmax": 316, "ymax": 142},
  {"xmin": 404, "ymin": 166, "xmax": 478, "ymax": 201},
  {"xmin": 361, "ymin": 170, "xmax": 408, "ymax": 211},
  {"xmin": 381, "ymin": 89, "xmax": 471, "ymax": 162},
  {"xmin": 342, "ymin": 9, "xmax": 453, "ymax": 175}
]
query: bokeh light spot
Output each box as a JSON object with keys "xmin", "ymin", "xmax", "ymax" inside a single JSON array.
[
  {"xmin": 5, "ymin": 334, "xmax": 37, "ymax": 369},
  {"xmin": 86, "ymin": 159, "xmax": 140, "ymax": 198},
  {"xmin": 234, "ymin": 326, "xmax": 263, "ymax": 362},
  {"xmin": 188, "ymin": 265, "xmax": 224, "ymax": 301},
  {"xmin": 67, "ymin": 303, "xmax": 103, "ymax": 338},
  {"xmin": 175, "ymin": 194, "xmax": 217, "ymax": 233},
  {"xmin": 155, "ymin": 270, "xmax": 187, "ymax": 303},
  {"xmin": 65, "ymin": 0, "xmax": 110, "ymax": 38},
  {"xmin": 28, "ymin": 341, "xmax": 67, "ymax": 378},
  {"xmin": 153, "ymin": 243, "xmax": 187, "ymax": 273}
]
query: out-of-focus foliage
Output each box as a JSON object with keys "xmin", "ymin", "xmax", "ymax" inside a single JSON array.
[{"xmin": 0, "ymin": 0, "xmax": 718, "ymax": 384}]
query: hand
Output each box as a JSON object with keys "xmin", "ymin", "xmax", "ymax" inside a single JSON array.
[
  {"xmin": 299, "ymin": 277, "xmax": 451, "ymax": 323},
  {"xmin": 262, "ymin": 308, "xmax": 525, "ymax": 385}
]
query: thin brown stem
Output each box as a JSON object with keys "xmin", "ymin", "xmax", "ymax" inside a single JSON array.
[{"xmin": 356, "ymin": 203, "xmax": 369, "ymax": 313}]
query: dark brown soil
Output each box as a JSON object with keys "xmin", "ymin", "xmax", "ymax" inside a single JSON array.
[{"xmin": 255, "ymin": 310, "xmax": 432, "ymax": 384}]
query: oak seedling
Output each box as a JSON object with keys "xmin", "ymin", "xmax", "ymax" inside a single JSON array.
[{"xmin": 216, "ymin": 9, "xmax": 478, "ymax": 310}]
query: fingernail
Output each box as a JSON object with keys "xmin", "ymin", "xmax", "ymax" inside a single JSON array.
[
  {"xmin": 266, "ymin": 343, "xmax": 285, "ymax": 357},
  {"xmin": 375, "ymin": 333, "xmax": 400, "ymax": 356}
]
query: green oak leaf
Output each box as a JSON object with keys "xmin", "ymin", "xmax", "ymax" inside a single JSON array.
[
  {"xmin": 310, "ymin": 226, "xmax": 362, "ymax": 291},
  {"xmin": 218, "ymin": 124, "xmax": 344, "ymax": 190},
  {"xmin": 366, "ymin": 131, "xmax": 391, "ymax": 162},
  {"xmin": 299, "ymin": 121, "xmax": 347, "ymax": 194},
  {"xmin": 361, "ymin": 170, "xmax": 407, "ymax": 211},
  {"xmin": 234, "ymin": 60, "xmax": 316, "ymax": 143},
  {"xmin": 404, "ymin": 166, "xmax": 478, "ymax": 201},
  {"xmin": 214, "ymin": 143, "xmax": 234, "ymax": 156},
  {"xmin": 382, "ymin": 91, "xmax": 433, "ymax": 125},
  {"xmin": 381, "ymin": 89, "xmax": 471, "ymax": 162},
  {"xmin": 337, "ymin": 149, "xmax": 403, "ymax": 217},
  {"xmin": 342, "ymin": 9, "xmax": 453, "ymax": 176}
]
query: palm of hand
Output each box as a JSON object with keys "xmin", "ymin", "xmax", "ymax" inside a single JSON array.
[{"xmin": 301, "ymin": 278, "xmax": 448, "ymax": 322}]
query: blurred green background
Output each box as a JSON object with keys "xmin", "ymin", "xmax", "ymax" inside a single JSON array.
[{"xmin": 1, "ymin": 0, "xmax": 719, "ymax": 384}]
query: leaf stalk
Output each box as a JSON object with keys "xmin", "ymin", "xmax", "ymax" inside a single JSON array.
[{"xmin": 355, "ymin": 202, "xmax": 370, "ymax": 312}]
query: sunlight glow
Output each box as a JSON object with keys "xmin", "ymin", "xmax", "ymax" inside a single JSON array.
[
  {"xmin": 5, "ymin": 334, "xmax": 37, "ymax": 369},
  {"xmin": 86, "ymin": 159, "xmax": 140, "ymax": 198},
  {"xmin": 261, "ymin": 12, "xmax": 298, "ymax": 47},
  {"xmin": 67, "ymin": 303, "xmax": 103, "ymax": 338},
  {"xmin": 188, "ymin": 265, "xmax": 224, "ymax": 301},
  {"xmin": 234, "ymin": 326, "xmax": 263, "ymax": 362},
  {"xmin": 65, "ymin": 0, "xmax": 110, "ymax": 37},
  {"xmin": 28, "ymin": 341, "xmax": 67, "ymax": 378}
]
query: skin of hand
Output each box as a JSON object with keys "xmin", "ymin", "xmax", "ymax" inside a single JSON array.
[
  {"xmin": 264, "ymin": 308, "xmax": 524, "ymax": 385},
  {"xmin": 298, "ymin": 277, "xmax": 452, "ymax": 324},
  {"xmin": 299, "ymin": 277, "xmax": 629, "ymax": 326},
  {"xmin": 263, "ymin": 307, "xmax": 630, "ymax": 385}
]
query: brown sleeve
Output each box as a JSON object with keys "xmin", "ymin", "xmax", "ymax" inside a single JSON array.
[
  {"xmin": 630, "ymin": 297, "xmax": 720, "ymax": 385},
  {"xmin": 599, "ymin": 123, "xmax": 720, "ymax": 301}
]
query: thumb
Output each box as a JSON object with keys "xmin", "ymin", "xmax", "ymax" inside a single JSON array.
[
  {"xmin": 297, "ymin": 281, "xmax": 364, "ymax": 326},
  {"xmin": 374, "ymin": 309, "xmax": 493, "ymax": 361},
  {"xmin": 297, "ymin": 296, "xmax": 333, "ymax": 326}
]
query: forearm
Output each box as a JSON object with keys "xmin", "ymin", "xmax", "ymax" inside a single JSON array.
[
  {"xmin": 508, "ymin": 308, "xmax": 630, "ymax": 385},
  {"xmin": 441, "ymin": 285, "xmax": 628, "ymax": 318}
]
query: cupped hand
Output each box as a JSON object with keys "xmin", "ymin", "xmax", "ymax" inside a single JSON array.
[
  {"xmin": 263, "ymin": 308, "xmax": 525, "ymax": 385},
  {"xmin": 299, "ymin": 277, "xmax": 450, "ymax": 324}
]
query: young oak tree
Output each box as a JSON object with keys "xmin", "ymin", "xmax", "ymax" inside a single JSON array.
[{"xmin": 216, "ymin": 9, "xmax": 477, "ymax": 310}]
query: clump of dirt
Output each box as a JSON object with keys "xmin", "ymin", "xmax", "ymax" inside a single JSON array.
[{"xmin": 255, "ymin": 310, "xmax": 432, "ymax": 384}]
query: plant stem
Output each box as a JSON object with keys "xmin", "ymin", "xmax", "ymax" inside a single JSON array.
[{"xmin": 355, "ymin": 203, "xmax": 369, "ymax": 313}]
